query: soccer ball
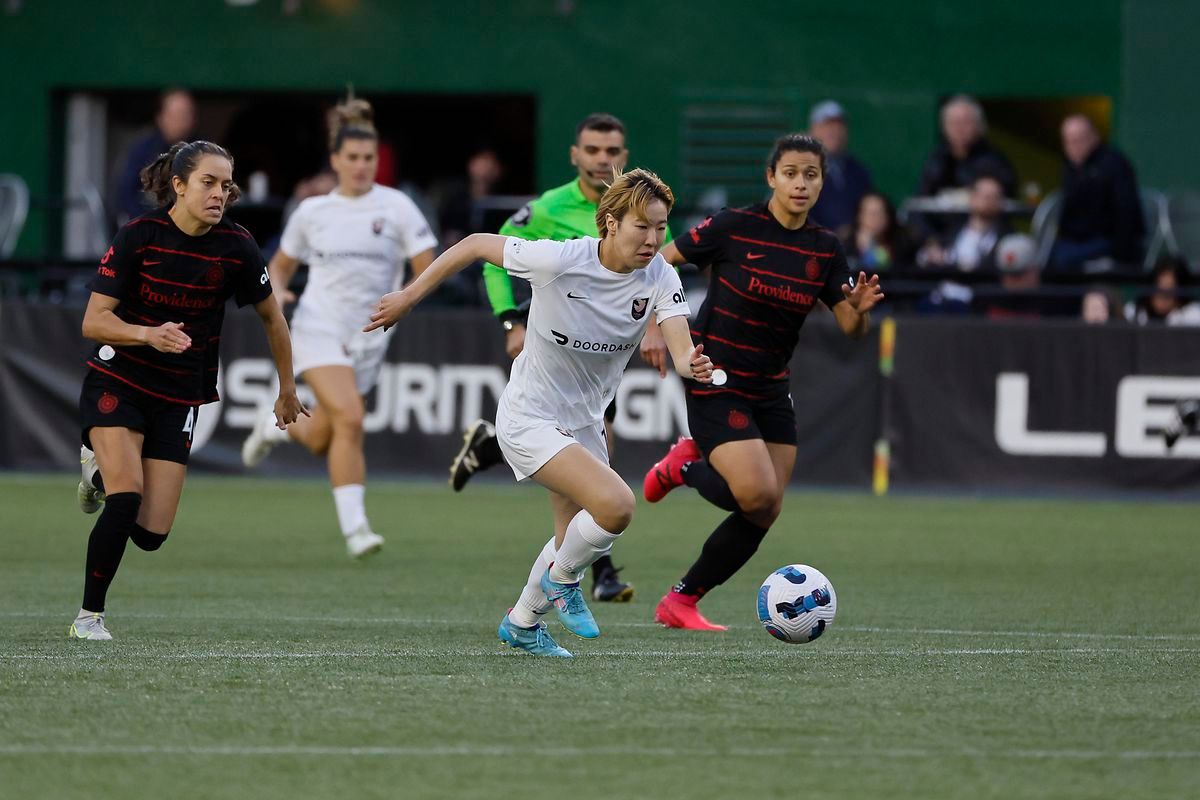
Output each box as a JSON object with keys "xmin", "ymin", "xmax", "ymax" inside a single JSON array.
[{"xmin": 757, "ymin": 564, "xmax": 837, "ymax": 643}]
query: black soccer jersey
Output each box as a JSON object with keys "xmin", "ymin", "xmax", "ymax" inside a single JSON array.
[
  {"xmin": 86, "ymin": 208, "xmax": 272, "ymax": 405},
  {"xmin": 674, "ymin": 203, "xmax": 851, "ymax": 399}
]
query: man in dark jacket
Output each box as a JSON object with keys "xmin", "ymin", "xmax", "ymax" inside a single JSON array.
[
  {"xmin": 807, "ymin": 100, "xmax": 873, "ymax": 236},
  {"xmin": 1050, "ymin": 114, "xmax": 1145, "ymax": 271},
  {"xmin": 115, "ymin": 88, "xmax": 195, "ymax": 222},
  {"xmin": 917, "ymin": 95, "xmax": 1017, "ymax": 198}
]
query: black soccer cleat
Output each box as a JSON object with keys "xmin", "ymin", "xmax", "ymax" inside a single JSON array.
[
  {"xmin": 449, "ymin": 419, "xmax": 502, "ymax": 491},
  {"xmin": 1163, "ymin": 399, "xmax": 1200, "ymax": 449},
  {"xmin": 592, "ymin": 564, "xmax": 634, "ymax": 603}
]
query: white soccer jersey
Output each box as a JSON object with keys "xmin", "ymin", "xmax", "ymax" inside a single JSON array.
[
  {"xmin": 281, "ymin": 184, "xmax": 437, "ymax": 338},
  {"xmin": 501, "ymin": 236, "xmax": 690, "ymax": 430}
]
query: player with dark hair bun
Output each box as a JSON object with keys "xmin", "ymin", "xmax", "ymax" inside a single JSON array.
[
  {"xmin": 70, "ymin": 140, "xmax": 307, "ymax": 640},
  {"xmin": 644, "ymin": 133, "xmax": 884, "ymax": 631}
]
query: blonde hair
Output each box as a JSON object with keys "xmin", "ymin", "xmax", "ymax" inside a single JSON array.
[
  {"xmin": 327, "ymin": 90, "xmax": 377, "ymax": 153},
  {"xmin": 595, "ymin": 168, "xmax": 674, "ymax": 238}
]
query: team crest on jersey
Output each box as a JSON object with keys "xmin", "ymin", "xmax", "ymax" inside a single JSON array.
[
  {"xmin": 631, "ymin": 297, "xmax": 650, "ymax": 320},
  {"xmin": 98, "ymin": 393, "xmax": 119, "ymax": 414},
  {"xmin": 372, "ymin": 217, "xmax": 386, "ymax": 236},
  {"xmin": 205, "ymin": 265, "xmax": 224, "ymax": 286},
  {"xmin": 805, "ymin": 257, "xmax": 822, "ymax": 281}
]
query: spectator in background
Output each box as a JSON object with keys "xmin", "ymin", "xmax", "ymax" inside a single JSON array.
[
  {"xmin": 1050, "ymin": 115, "xmax": 1145, "ymax": 272},
  {"xmin": 917, "ymin": 174, "xmax": 1010, "ymax": 272},
  {"xmin": 1081, "ymin": 286, "xmax": 1123, "ymax": 324},
  {"xmin": 1126, "ymin": 257, "xmax": 1200, "ymax": 325},
  {"xmin": 439, "ymin": 146, "xmax": 505, "ymax": 247},
  {"xmin": 982, "ymin": 233, "xmax": 1046, "ymax": 319},
  {"xmin": 844, "ymin": 192, "xmax": 909, "ymax": 272},
  {"xmin": 807, "ymin": 100, "xmax": 872, "ymax": 236},
  {"xmin": 917, "ymin": 95, "xmax": 1016, "ymax": 198},
  {"xmin": 115, "ymin": 88, "xmax": 195, "ymax": 221}
]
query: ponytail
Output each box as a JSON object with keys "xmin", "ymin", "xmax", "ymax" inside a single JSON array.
[
  {"xmin": 328, "ymin": 91, "xmax": 377, "ymax": 153},
  {"xmin": 138, "ymin": 140, "xmax": 241, "ymax": 208}
]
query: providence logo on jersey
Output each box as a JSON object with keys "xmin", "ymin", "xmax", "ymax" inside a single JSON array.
[{"xmin": 549, "ymin": 328, "xmax": 635, "ymax": 353}]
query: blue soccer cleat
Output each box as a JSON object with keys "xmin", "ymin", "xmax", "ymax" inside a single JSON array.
[
  {"xmin": 540, "ymin": 569, "xmax": 600, "ymax": 639},
  {"xmin": 497, "ymin": 613, "xmax": 573, "ymax": 658}
]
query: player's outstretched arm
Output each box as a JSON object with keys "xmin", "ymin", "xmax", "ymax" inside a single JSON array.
[
  {"xmin": 659, "ymin": 315, "xmax": 713, "ymax": 383},
  {"xmin": 253, "ymin": 297, "xmax": 309, "ymax": 428},
  {"xmin": 365, "ymin": 233, "xmax": 508, "ymax": 332},
  {"xmin": 834, "ymin": 271, "xmax": 884, "ymax": 339}
]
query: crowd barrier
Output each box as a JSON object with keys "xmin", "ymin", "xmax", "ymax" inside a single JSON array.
[{"xmin": 2, "ymin": 302, "xmax": 1197, "ymax": 492}]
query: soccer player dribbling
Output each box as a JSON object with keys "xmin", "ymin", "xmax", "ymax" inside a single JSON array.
[
  {"xmin": 240, "ymin": 93, "xmax": 437, "ymax": 559},
  {"xmin": 366, "ymin": 169, "xmax": 714, "ymax": 657},
  {"xmin": 449, "ymin": 113, "xmax": 673, "ymax": 603},
  {"xmin": 644, "ymin": 134, "xmax": 884, "ymax": 631},
  {"xmin": 70, "ymin": 141, "xmax": 307, "ymax": 640}
]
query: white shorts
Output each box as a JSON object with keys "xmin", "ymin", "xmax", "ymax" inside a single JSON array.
[
  {"xmin": 496, "ymin": 401, "xmax": 608, "ymax": 483},
  {"xmin": 292, "ymin": 322, "xmax": 391, "ymax": 395}
]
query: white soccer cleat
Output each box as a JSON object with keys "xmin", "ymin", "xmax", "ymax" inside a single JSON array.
[
  {"xmin": 345, "ymin": 525, "xmax": 384, "ymax": 560},
  {"xmin": 241, "ymin": 403, "xmax": 286, "ymax": 468},
  {"xmin": 78, "ymin": 446, "xmax": 104, "ymax": 514},
  {"xmin": 68, "ymin": 612, "xmax": 112, "ymax": 640}
]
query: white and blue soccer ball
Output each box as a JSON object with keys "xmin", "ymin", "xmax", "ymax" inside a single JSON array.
[{"xmin": 757, "ymin": 564, "xmax": 837, "ymax": 644}]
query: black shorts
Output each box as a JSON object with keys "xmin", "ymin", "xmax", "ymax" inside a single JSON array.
[
  {"xmin": 685, "ymin": 389, "xmax": 796, "ymax": 455},
  {"xmin": 80, "ymin": 370, "xmax": 198, "ymax": 465}
]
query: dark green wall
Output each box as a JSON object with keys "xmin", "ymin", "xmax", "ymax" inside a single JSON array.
[{"xmin": 0, "ymin": 0, "xmax": 1166, "ymax": 257}]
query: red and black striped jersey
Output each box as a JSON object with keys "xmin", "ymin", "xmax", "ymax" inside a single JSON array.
[
  {"xmin": 675, "ymin": 203, "xmax": 851, "ymax": 399},
  {"xmin": 85, "ymin": 208, "xmax": 272, "ymax": 405}
]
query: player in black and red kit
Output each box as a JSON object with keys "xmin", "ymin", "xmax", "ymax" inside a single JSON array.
[
  {"xmin": 642, "ymin": 134, "xmax": 884, "ymax": 630},
  {"xmin": 68, "ymin": 140, "xmax": 307, "ymax": 640}
]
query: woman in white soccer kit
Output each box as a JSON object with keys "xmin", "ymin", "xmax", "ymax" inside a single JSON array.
[
  {"xmin": 241, "ymin": 96, "xmax": 436, "ymax": 558},
  {"xmin": 366, "ymin": 169, "xmax": 713, "ymax": 657}
]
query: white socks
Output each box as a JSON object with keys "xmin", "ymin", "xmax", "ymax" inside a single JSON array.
[
  {"xmin": 332, "ymin": 484, "xmax": 368, "ymax": 536},
  {"xmin": 550, "ymin": 510, "xmax": 620, "ymax": 584},
  {"xmin": 507, "ymin": 511, "xmax": 622, "ymax": 629},
  {"xmin": 509, "ymin": 537, "xmax": 557, "ymax": 628}
]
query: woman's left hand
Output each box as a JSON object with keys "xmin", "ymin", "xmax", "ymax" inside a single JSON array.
[
  {"xmin": 841, "ymin": 271, "xmax": 885, "ymax": 314},
  {"xmin": 364, "ymin": 290, "xmax": 415, "ymax": 333},
  {"xmin": 274, "ymin": 388, "xmax": 310, "ymax": 428}
]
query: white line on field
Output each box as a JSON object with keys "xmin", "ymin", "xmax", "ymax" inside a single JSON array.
[
  {"xmin": 3, "ymin": 610, "xmax": 1198, "ymax": 641},
  {"xmin": 2, "ymin": 647, "xmax": 1197, "ymax": 660},
  {"xmin": 0, "ymin": 743, "xmax": 1196, "ymax": 761}
]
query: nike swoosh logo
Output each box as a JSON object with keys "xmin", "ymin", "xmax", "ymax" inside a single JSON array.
[
  {"xmin": 143, "ymin": 259, "xmax": 162, "ymax": 266},
  {"xmin": 566, "ymin": 291, "xmax": 588, "ymax": 299},
  {"xmin": 746, "ymin": 252, "xmax": 766, "ymax": 260}
]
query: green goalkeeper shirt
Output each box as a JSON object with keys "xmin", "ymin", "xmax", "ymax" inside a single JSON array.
[{"xmin": 482, "ymin": 178, "xmax": 672, "ymax": 320}]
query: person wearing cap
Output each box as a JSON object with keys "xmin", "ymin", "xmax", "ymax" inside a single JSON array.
[
  {"xmin": 807, "ymin": 100, "xmax": 873, "ymax": 236},
  {"xmin": 983, "ymin": 233, "xmax": 1047, "ymax": 319}
]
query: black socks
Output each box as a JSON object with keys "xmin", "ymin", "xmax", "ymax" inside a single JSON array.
[
  {"xmin": 129, "ymin": 523, "xmax": 168, "ymax": 552},
  {"xmin": 81, "ymin": 492, "xmax": 141, "ymax": 613},
  {"xmin": 673, "ymin": 512, "xmax": 769, "ymax": 597},
  {"xmin": 681, "ymin": 460, "xmax": 740, "ymax": 512}
]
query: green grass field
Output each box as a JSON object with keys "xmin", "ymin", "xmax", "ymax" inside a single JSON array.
[{"xmin": 1, "ymin": 473, "xmax": 1198, "ymax": 799}]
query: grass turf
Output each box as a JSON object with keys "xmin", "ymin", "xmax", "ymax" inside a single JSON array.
[{"xmin": 1, "ymin": 473, "xmax": 1198, "ymax": 799}]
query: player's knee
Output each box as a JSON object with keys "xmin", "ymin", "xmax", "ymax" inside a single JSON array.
[
  {"xmin": 593, "ymin": 485, "xmax": 635, "ymax": 533},
  {"xmin": 330, "ymin": 405, "xmax": 365, "ymax": 434},
  {"xmin": 732, "ymin": 482, "xmax": 779, "ymax": 519},
  {"xmin": 129, "ymin": 523, "xmax": 169, "ymax": 552},
  {"xmin": 103, "ymin": 491, "xmax": 142, "ymax": 526}
]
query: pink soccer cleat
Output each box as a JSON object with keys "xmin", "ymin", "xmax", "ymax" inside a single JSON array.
[{"xmin": 643, "ymin": 437, "xmax": 702, "ymax": 502}]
